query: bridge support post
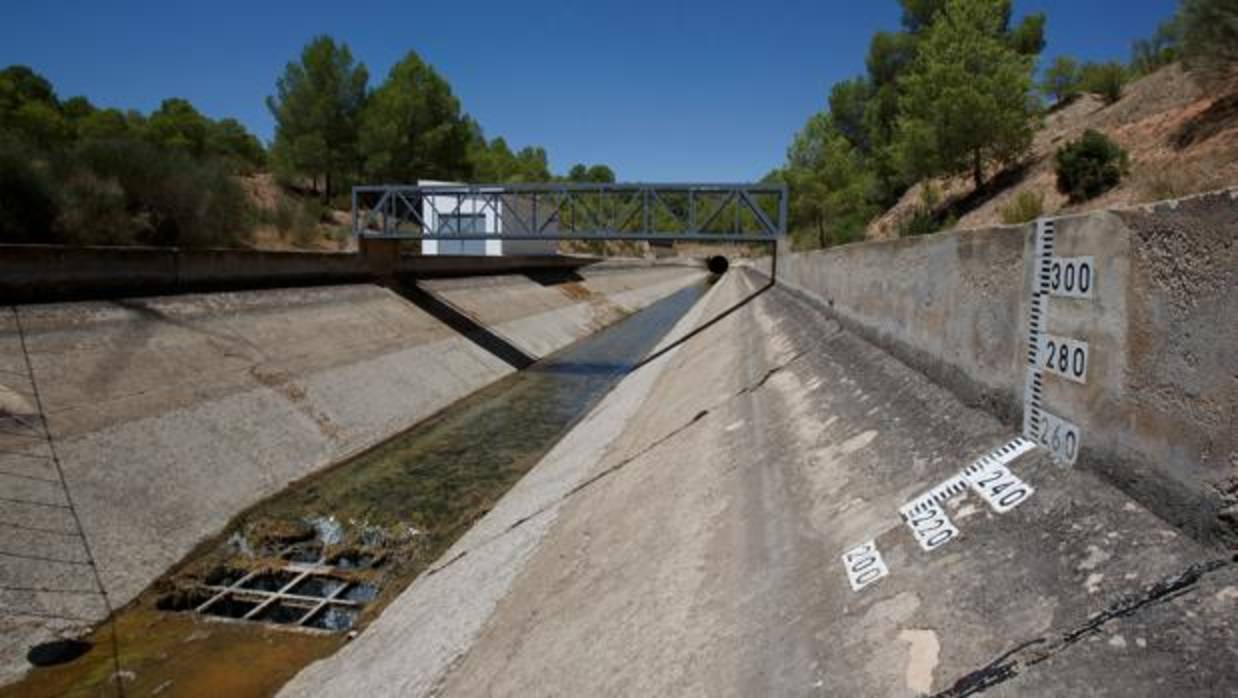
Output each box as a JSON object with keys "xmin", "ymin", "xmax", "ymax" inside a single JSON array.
[
  {"xmin": 770, "ymin": 236, "xmax": 789, "ymax": 285},
  {"xmin": 360, "ymin": 237, "xmax": 403, "ymax": 279}
]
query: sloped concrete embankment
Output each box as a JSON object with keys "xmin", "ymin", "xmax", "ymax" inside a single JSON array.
[
  {"xmin": 0, "ymin": 263, "xmax": 703, "ymax": 685},
  {"xmin": 772, "ymin": 190, "xmax": 1237, "ymax": 548}
]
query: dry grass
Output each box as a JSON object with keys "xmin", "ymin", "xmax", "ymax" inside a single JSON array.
[{"xmin": 242, "ymin": 173, "xmax": 353, "ymax": 252}]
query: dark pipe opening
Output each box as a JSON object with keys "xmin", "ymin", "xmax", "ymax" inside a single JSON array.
[{"xmin": 706, "ymin": 255, "xmax": 729, "ymax": 275}]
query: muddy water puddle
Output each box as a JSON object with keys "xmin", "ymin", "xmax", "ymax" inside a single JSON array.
[{"xmin": 4, "ymin": 280, "xmax": 707, "ymax": 697}]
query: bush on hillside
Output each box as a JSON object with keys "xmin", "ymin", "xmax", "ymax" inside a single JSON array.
[
  {"xmin": 897, "ymin": 183, "xmax": 955, "ymax": 236},
  {"xmin": 999, "ymin": 190, "xmax": 1045, "ymax": 224},
  {"xmin": 1079, "ymin": 62, "xmax": 1128, "ymax": 105},
  {"xmin": 1181, "ymin": 0, "xmax": 1238, "ymax": 93},
  {"xmin": 0, "ymin": 139, "xmax": 57, "ymax": 243},
  {"xmin": 74, "ymin": 137, "xmax": 254, "ymax": 247},
  {"xmin": 1054, "ymin": 130, "xmax": 1129, "ymax": 203},
  {"xmin": 274, "ymin": 196, "xmax": 325, "ymax": 247},
  {"xmin": 55, "ymin": 169, "xmax": 135, "ymax": 246},
  {"xmin": 0, "ymin": 135, "xmax": 254, "ymax": 248}
]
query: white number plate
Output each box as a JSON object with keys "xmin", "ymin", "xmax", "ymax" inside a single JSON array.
[
  {"xmin": 900, "ymin": 501, "xmax": 959, "ymax": 552},
  {"xmin": 1034, "ymin": 410, "xmax": 1081, "ymax": 466},
  {"xmin": 1039, "ymin": 334, "xmax": 1089, "ymax": 384},
  {"xmin": 841, "ymin": 541, "xmax": 889, "ymax": 591},
  {"xmin": 963, "ymin": 463, "xmax": 1035, "ymax": 513},
  {"xmin": 1048, "ymin": 256, "xmax": 1095, "ymax": 299}
]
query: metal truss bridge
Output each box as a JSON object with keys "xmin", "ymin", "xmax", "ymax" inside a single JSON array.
[{"xmin": 351, "ymin": 183, "xmax": 787, "ymax": 243}]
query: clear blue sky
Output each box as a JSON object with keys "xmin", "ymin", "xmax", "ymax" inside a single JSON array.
[{"xmin": 2, "ymin": 0, "xmax": 1177, "ymax": 181}]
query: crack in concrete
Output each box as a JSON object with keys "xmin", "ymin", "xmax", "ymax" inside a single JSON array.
[
  {"xmin": 933, "ymin": 554, "xmax": 1238, "ymax": 697},
  {"xmin": 424, "ymin": 408, "xmax": 713, "ymax": 579},
  {"xmin": 468, "ymin": 345, "xmax": 809, "ymax": 554},
  {"xmin": 735, "ymin": 351, "xmax": 808, "ymax": 396},
  {"xmin": 418, "ymin": 317, "xmax": 807, "ymax": 607},
  {"xmin": 563, "ymin": 409, "xmax": 711, "ymax": 500}
]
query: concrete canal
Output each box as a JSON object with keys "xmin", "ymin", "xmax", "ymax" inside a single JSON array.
[{"xmin": 3, "ymin": 279, "xmax": 711, "ymax": 698}]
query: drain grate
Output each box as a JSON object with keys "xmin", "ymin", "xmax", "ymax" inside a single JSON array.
[{"xmin": 190, "ymin": 563, "xmax": 375, "ymax": 632}]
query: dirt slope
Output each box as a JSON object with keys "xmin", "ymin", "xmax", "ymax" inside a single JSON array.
[
  {"xmin": 240, "ymin": 173, "xmax": 355, "ymax": 252},
  {"xmin": 869, "ymin": 64, "xmax": 1238, "ymax": 238}
]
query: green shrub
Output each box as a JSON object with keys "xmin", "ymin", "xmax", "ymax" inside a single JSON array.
[
  {"xmin": 999, "ymin": 190, "xmax": 1045, "ymax": 224},
  {"xmin": 1180, "ymin": 0, "xmax": 1238, "ymax": 92},
  {"xmin": 266, "ymin": 193, "xmax": 325, "ymax": 247},
  {"xmin": 73, "ymin": 137, "xmax": 253, "ymax": 247},
  {"xmin": 1055, "ymin": 130, "xmax": 1129, "ymax": 203},
  {"xmin": 56, "ymin": 170, "xmax": 134, "ymax": 246},
  {"xmin": 898, "ymin": 208, "xmax": 939, "ymax": 236},
  {"xmin": 1079, "ymin": 62, "xmax": 1128, "ymax": 105},
  {"xmin": 898, "ymin": 183, "xmax": 946, "ymax": 237},
  {"xmin": 0, "ymin": 139, "xmax": 57, "ymax": 243}
]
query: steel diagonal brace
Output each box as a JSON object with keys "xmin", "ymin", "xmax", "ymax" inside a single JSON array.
[
  {"xmin": 739, "ymin": 189, "xmax": 779, "ymax": 237},
  {"xmin": 395, "ymin": 192, "xmax": 427, "ymax": 230},
  {"xmin": 614, "ymin": 193, "xmax": 644, "ymax": 233},
  {"xmin": 363, "ymin": 190, "xmax": 393, "ymax": 235},
  {"xmin": 694, "ymin": 191, "xmax": 737, "ymax": 233},
  {"xmin": 650, "ymin": 190, "xmax": 686, "ymax": 233},
  {"xmin": 574, "ymin": 192, "xmax": 607, "ymax": 232},
  {"xmin": 500, "ymin": 193, "xmax": 534, "ymax": 236},
  {"xmin": 537, "ymin": 192, "xmax": 570, "ymax": 234}
]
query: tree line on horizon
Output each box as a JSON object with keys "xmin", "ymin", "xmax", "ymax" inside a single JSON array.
[
  {"xmin": 0, "ymin": 39, "xmax": 615, "ymax": 248},
  {"xmin": 3, "ymin": 1, "xmax": 1234, "ymax": 250},
  {"xmin": 768, "ymin": 0, "xmax": 1237, "ymax": 251},
  {"xmin": 266, "ymin": 36, "xmax": 616, "ymax": 204}
]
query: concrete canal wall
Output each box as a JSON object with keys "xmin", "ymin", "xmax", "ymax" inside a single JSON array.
[{"xmin": 770, "ymin": 189, "xmax": 1237, "ymax": 547}]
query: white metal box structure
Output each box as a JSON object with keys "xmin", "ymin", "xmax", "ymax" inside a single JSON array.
[{"xmin": 419, "ymin": 180, "xmax": 557, "ymax": 256}]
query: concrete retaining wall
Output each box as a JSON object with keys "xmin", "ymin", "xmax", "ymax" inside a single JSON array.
[
  {"xmin": 0, "ymin": 243, "xmax": 595, "ymax": 303},
  {"xmin": 770, "ymin": 189, "xmax": 1237, "ymax": 547},
  {"xmin": 0, "ymin": 263, "xmax": 704, "ymax": 684}
]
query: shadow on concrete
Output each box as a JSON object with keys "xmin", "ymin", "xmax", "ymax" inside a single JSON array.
[
  {"xmin": 630, "ymin": 273, "xmax": 773, "ymax": 372},
  {"xmin": 524, "ymin": 270, "xmax": 586, "ymax": 287},
  {"xmin": 392, "ymin": 282, "xmax": 536, "ymax": 371},
  {"xmin": 83, "ymin": 299, "xmax": 259, "ymax": 396}
]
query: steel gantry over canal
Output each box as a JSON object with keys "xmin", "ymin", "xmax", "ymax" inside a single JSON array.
[{"xmin": 351, "ymin": 182, "xmax": 788, "ymax": 244}]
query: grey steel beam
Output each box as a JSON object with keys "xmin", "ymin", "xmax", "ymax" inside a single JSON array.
[{"xmin": 352, "ymin": 182, "xmax": 787, "ymax": 243}]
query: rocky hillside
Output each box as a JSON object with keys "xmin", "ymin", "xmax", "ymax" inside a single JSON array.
[{"xmin": 869, "ymin": 64, "xmax": 1238, "ymax": 238}]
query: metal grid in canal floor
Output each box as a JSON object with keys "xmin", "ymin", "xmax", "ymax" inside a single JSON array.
[{"xmin": 193, "ymin": 563, "xmax": 375, "ymax": 631}]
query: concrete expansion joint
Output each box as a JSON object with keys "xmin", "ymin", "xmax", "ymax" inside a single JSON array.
[{"xmin": 931, "ymin": 554, "xmax": 1238, "ymax": 697}]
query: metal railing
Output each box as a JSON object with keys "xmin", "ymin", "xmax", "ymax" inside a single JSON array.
[{"xmin": 352, "ymin": 182, "xmax": 787, "ymax": 242}]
